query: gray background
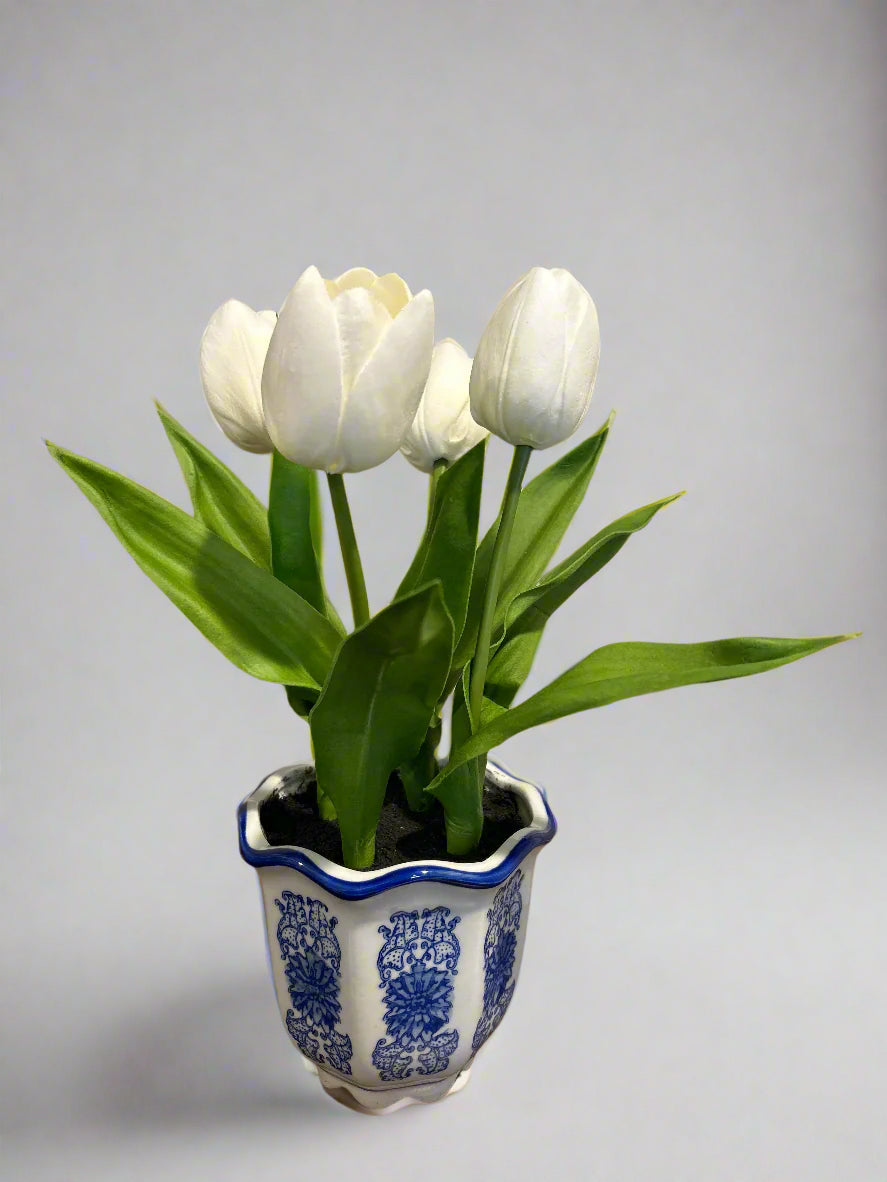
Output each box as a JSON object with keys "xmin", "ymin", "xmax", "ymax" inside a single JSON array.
[{"xmin": 2, "ymin": 2, "xmax": 884, "ymax": 1178}]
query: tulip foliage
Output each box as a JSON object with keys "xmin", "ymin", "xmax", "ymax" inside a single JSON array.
[{"xmin": 49, "ymin": 265, "xmax": 854, "ymax": 869}]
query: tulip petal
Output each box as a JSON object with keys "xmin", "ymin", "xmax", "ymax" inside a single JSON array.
[
  {"xmin": 199, "ymin": 300, "xmax": 276, "ymax": 453},
  {"xmin": 500, "ymin": 267, "xmax": 570, "ymax": 447},
  {"xmin": 469, "ymin": 271, "xmax": 535, "ymax": 441},
  {"xmin": 337, "ymin": 290, "xmax": 435, "ymax": 472},
  {"xmin": 326, "ymin": 267, "xmax": 411, "ymax": 315},
  {"xmin": 262, "ymin": 265, "xmax": 344, "ymax": 470},
  {"xmin": 561, "ymin": 294, "xmax": 600, "ymax": 434},
  {"xmin": 401, "ymin": 338, "xmax": 485, "ymax": 472},
  {"xmin": 371, "ymin": 272, "xmax": 412, "ymax": 316},
  {"xmin": 331, "ymin": 287, "xmax": 391, "ymax": 390},
  {"xmin": 331, "ymin": 266, "xmax": 378, "ymax": 292}
]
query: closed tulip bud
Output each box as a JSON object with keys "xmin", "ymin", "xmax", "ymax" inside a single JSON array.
[
  {"xmin": 400, "ymin": 338, "xmax": 489, "ymax": 473},
  {"xmin": 199, "ymin": 300, "xmax": 277, "ymax": 453},
  {"xmin": 469, "ymin": 267, "xmax": 600, "ymax": 449},
  {"xmin": 262, "ymin": 265, "xmax": 434, "ymax": 474}
]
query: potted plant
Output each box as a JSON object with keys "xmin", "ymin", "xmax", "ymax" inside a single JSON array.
[{"xmin": 49, "ymin": 263, "xmax": 854, "ymax": 1114}]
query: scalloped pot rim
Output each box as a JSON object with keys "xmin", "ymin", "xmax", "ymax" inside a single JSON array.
[{"xmin": 238, "ymin": 760, "xmax": 557, "ymax": 900}]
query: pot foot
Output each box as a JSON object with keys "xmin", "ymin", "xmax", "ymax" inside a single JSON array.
[{"xmin": 303, "ymin": 1058, "xmax": 474, "ymax": 1115}]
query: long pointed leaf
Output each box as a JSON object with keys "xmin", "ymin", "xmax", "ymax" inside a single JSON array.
[
  {"xmin": 396, "ymin": 440, "xmax": 485, "ymax": 643},
  {"xmin": 156, "ymin": 403, "xmax": 271, "ymax": 568},
  {"xmin": 452, "ymin": 410, "xmax": 614, "ymax": 669},
  {"xmin": 48, "ymin": 442, "xmax": 341, "ymax": 691},
  {"xmin": 485, "ymin": 492, "xmax": 684, "ymax": 705},
  {"xmin": 431, "ymin": 634, "xmax": 855, "ymax": 791},
  {"xmin": 310, "ymin": 583, "xmax": 454, "ymax": 869}
]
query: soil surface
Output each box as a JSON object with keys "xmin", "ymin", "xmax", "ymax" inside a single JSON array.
[{"xmin": 259, "ymin": 766, "xmax": 524, "ymax": 870}]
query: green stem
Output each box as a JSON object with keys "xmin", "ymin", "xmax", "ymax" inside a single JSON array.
[
  {"xmin": 326, "ymin": 473, "xmax": 370, "ymax": 629},
  {"xmin": 427, "ymin": 458, "xmax": 446, "ymax": 526},
  {"xmin": 469, "ymin": 444, "xmax": 532, "ymax": 726}
]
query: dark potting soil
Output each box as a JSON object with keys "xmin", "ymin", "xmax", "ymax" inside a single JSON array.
[{"xmin": 259, "ymin": 766, "xmax": 524, "ymax": 870}]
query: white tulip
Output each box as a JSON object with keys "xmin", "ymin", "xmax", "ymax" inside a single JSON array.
[
  {"xmin": 262, "ymin": 265, "xmax": 434, "ymax": 474},
  {"xmin": 199, "ymin": 300, "xmax": 277, "ymax": 453},
  {"xmin": 400, "ymin": 338, "xmax": 489, "ymax": 473},
  {"xmin": 469, "ymin": 267, "xmax": 600, "ymax": 449}
]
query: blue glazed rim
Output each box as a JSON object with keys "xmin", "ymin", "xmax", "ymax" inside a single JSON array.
[{"xmin": 238, "ymin": 759, "xmax": 557, "ymax": 901}]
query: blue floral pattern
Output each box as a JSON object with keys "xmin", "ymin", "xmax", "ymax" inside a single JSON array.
[
  {"xmin": 275, "ymin": 891, "xmax": 353, "ymax": 1075},
  {"xmin": 372, "ymin": 906, "xmax": 461, "ymax": 1080},
  {"xmin": 472, "ymin": 870, "xmax": 523, "ymax": 1051}
]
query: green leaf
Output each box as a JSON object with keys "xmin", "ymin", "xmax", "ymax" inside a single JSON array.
[
  {"xmin": 452, "ymin": 411, "xmax": 613, "ymax": 669},
  {"xmin": 485, "ymin": 492, "xmax": 684, "ymax": 706},
  {"xmin": 310, "ymin": 583, "xmax": 455, "ymax": 869},
  {"xmin": 396, "ymin": 440, "xmax": 485, "ymax": 644},
  {"xmin": 397, "ymin": 716, "xmax": 442, "ymax": 812},
  {"xmin": 48, "ymin": 442, "xmax": 342, "ymax": 692},
  {"xmin": 285, "ymin": 685, "xmax": 314, "ymax": 719},
  {"xmin": 268, "ymin": 451, "xmax": 343, "ymax": 632},
  {"xmin": 156, "ymin": 403, "xmax": 271, "ymax": 568},
  {"xmin": 431, "ymin": 634, "xmax": 856, "ymax": 792}
]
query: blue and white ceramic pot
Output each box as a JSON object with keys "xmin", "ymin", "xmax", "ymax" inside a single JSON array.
[{"xmin": 239, "ymin": 760, "xmax": 556, "ymax": 1114}]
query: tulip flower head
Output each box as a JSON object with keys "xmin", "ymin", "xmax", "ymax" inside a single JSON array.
[
  {"xmin": 469, "ymin": 266, "xmax": 600, "ymax": 450},
  {"xmin": 199, "ymin": 300, "xmax": 277, "ymax": 453},
  {"xmin": 262, "ymin": 266, "xmax": 435, "ymax": 474},
  {"xmin": 400, "ymin": 338, "xmax": 489, "ymax": 473}
]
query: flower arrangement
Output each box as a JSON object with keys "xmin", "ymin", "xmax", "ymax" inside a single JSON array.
[{"xmin": 48, "ymin": 264, "xmax": 854, "ymax": 870}]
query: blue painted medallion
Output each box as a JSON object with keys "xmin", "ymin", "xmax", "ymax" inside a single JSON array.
[
  {"xmin": 274, "ymin": 891, "xmax": 353, "ymax": 1075},
  {"xmin": 472, "ymin": 870, "xmax": 523, "ymax": 1051},
  {"xmin": 372, "ymin": 906, "xmax": 461, "ymax": 1080}
]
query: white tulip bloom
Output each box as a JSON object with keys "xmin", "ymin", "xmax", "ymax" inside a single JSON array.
[
  {"xmin": 400, "ymin": 338, "xmax": 489, "ymax": 473},
  {"xmin": 199, "ymin": 300, "xmax": 277, "ymax": 453},
  {"xmin": 262, "ymin": 265, "xmax": 434, "ymax": 474},
  {"xmin": 469, "ymin": 267, "xmax": 600, "ymax": 450}
]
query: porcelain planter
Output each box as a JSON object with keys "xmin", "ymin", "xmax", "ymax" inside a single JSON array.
[{"xmin": 238, "ymin": 760, "xmax": 556, "ymax": 1114}]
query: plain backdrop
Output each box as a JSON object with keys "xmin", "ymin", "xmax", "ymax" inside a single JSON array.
[{"xmin": 2, "ymin": 2, "xmax": 885, "ymax": 1179}]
